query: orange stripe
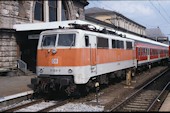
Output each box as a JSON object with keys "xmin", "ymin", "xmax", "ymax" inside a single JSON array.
[{"xmin": 37, "ymin": 48, "xmax": 135, "ymax": 67}]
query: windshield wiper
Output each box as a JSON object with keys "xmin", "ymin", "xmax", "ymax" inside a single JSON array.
[{"xmin": 70, "ymin": 40, "xmax": 74, "ymax": 49}]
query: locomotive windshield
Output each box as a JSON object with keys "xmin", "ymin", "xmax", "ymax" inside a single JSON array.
[
  {"xmin": 41, "ymin": 34, "xmax": 56, "ymax": 47},
  {"xmin": 58, "ymin": 34, "xmax": 76, "ymax": 46},
  {"xmin": 41, "ymin": 33, "xmax": 76, "ymax": 47}
]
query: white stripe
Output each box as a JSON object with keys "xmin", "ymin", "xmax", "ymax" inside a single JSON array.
[
  {"xmin": 138, "ymin": 57, "xmax": 168, "ymax": 65},
  {"xmin": 37, "ymin": 60, "xmax": 136, "ymax": 84}
]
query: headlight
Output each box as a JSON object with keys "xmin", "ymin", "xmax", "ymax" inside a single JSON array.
[
  {"xmin": 39, "ymin": 69, "xmax": 43, "ymax": 73},
  {"xmin": 68, "ymin": 69, "xmax": 73, "ymax": 73},
  {"xmin": 52, "ymin": 49, "xmax": 57, "ymax": 54}
]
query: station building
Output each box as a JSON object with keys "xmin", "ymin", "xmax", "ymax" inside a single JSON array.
[
  {"xmin": 85, "ymin": 7, "xmax": 146, "ymax": 37},
  {"xmin": 0, "ymin": 1, "xmax": 168, "ymax": 75},
  {"xmin": 146, "ymin": 27, "xmax": 169, "ymax": 45},
  {"xmin": 0, "ymin": 0, "xmax": 88, "ymax": 73}
]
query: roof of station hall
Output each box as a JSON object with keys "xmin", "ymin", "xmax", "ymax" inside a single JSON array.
[{"xmin": 85, "ymin": 7, "xmax": 146, "ymax": 28}]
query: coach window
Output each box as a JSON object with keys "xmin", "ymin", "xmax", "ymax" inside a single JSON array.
[
  {"xmin": 143, "ymin": 48, "xmax": 145, "ymax": 56},
  {"xmin": 145, "ymin": 48, "xmax": 147, "ymax": 56},
  {"xmin": 138, "ymin": 48, "xmax": 140, "ymax": 56},
  {"xmin": 97, "ymin": 37, "xmax": 108, "ymax": 48},
  {"xmin": 152, "ymin": 49, "xmax": 154, "ymax": 55},
  {"xmin": 154, "ymin": 49, "xmax": 155, "ymax": 55},
  {"xmin": 141, "ymin": 48, "xmax": 143, "ymax": 56},
  {"xmin": 34, "ymin": 0, "xmax": 44, "ymax": 21},
  {"xmin": 85, "ymin": 36, "xmax": 89, "ymax": 47},
  {"xmin": 156, "ymin": 50, "xmax": 158, "ymax": 55}
]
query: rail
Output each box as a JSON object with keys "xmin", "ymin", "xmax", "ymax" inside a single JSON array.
[
  {"xmin": 17, "ymin": 59, "xmax": 27, "ymax": 73},
  {"xmin": 109, "ymin": 68, "xmax": 169, "ymax": 112},
  {"xmin": 147, "ymin": 82, "xmax": 170, "ymax": 111}
]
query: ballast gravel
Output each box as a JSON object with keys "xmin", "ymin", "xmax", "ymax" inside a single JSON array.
[{"xmin": 50, "ymin": 103, "xmax": 104, "ymax": 112}]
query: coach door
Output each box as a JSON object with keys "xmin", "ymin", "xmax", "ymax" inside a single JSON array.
[
  {"xmin": 88, "ymin": 35, "xmax": 97, "ymax": 73},
  {"xmin": 147, "ymin": 48, "xmax": 150, "ymax": 62}
]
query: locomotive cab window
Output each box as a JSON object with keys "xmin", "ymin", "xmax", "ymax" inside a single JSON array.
[
  {"xmin": 120, "ymin": 41, "xmax": 124, "ymax": 49},
  {"xmin": 85, "ymin": 35, "xmax": 89, "ymax": 47},
  {"xmin": 112, "ymin": 39, "xmax": 116, "ymax": 48},
  {"xmin": 126, "ymin": 41, "xmax": 132, "ymax": 50},
  {"xmin": 58, "ymin": 34, "xmax": 76, "ymax": 47},
  {"xmin": 41, "ymin": 34, "xmax": 56, "ymax": 47},
  {"xmin": 115, "ymin": 40, "xmax": 124, "ymax": 49},
  {"xmin": 116, "ymin": 40, "xmax": 120, "ymax": 48}
]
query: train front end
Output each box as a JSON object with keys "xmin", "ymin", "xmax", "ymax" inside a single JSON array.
[{"xmin": 31, "ymin": 29, "xmax": 85, "ymax": 96}]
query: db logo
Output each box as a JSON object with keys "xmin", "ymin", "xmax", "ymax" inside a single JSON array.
[{"xmin": 52, "ymin": 58, "xmax": 58, "ymax": 64}]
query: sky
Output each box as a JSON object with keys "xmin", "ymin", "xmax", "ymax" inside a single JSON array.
[{"xmin": 85, "ymin": 0, "xmax": 170, "ymax": 39}]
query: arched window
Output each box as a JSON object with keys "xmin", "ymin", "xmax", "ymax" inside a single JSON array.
[
  {"xmin": 34, "ymin": 0, "xmax": 68, "ymax": 22},
  {"xmin": 49, "ymin": 0, "xmax": 57, "ymax": 21},
  {"xmin": 34, "ymin": 0, "xmax": 44, "ymax": 21},
  {"xmin": 49, "ymin": 0, "xmax": 68, "ymax": 21},
  {"xmin": 18, "ymin": 1, "xmax": 27, "ymax": 18},
  {"xmin": 62, "ymin": 2, "xmax": 67, "ymax": 21}
]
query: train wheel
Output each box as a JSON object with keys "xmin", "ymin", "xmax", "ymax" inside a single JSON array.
[
  {"xmin": 78, "ymin": 85, "xmax": 90, "ymax": 96},
  {"xmin": 64, "ymin": 84, "xmax": 78, "ymax": 97}
]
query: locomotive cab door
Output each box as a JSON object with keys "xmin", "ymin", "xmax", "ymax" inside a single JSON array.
[{"xmin": 86, "ymin": 35, "xmax": 97, "ymax": 74}]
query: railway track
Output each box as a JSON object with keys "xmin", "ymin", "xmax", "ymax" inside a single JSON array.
[
  {"xmin": 0, "ymin": 66, "xmax": 169, "ymax": 112},
  {"xmin": 0, "ymin": 90, "xmax": 33, "ymax": 109},
  {"xmin": 109, "ymin": 68, "xmax": 170, "ymax": 112},
  {"xmin": 2, "ymin": 98, "xmax": 72, "ymax": 112},
  {"xmin": 2, "ymin": 99, "xmax": 44, "ymax": 112}
]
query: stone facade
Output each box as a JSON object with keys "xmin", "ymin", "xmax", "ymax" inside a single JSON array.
[
  {"xmin": 0, "ymin": 29, "xmax": 17, "ymax": 69},
  {"xmin": 0, "ymin": 0, "xmax": 88, "ymax": 71},
  {"xmin": 0, "ymin": 1, "xmax": 30, "ymax": 28},
  {"xmin": 0, "ymin": 0, "xmax": 88, "ymax": 28}
]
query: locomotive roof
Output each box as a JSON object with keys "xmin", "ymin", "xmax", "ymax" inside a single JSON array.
[
  {"xmin": 40, "ymin": 28, "xmax": 134, "ymax": 42},
  {"xmin": 41, "ymin": 26, "xmax": 168, "ymax": 48}
]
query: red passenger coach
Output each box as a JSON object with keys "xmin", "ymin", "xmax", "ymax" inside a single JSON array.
[
  {"xmin": 169, "ymin": 46, "xmax": 170, "ymax": 59},
  {"xmin": 116, "ymin": 29, "xmax": 169, "ymax": 68},
  {"xmin": 136, "ymin": 41, "xmax": 169, "ymax": 67}
]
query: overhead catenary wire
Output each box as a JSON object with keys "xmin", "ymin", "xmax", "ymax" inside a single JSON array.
[
  {"xmin": 157, "ymin": 0, "xmax": 170, "ymax": 19},
  {"xmin": 149, "ymin": 0, "xmax": 170, "ymax": 24},
  {"xmin": 87, "ymin": 1, "xmax": 170, "ymax": 35}
]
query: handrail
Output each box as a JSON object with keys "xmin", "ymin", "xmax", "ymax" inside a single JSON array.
[{"xmin": 17, "ymin": 59, "xmax": 27, "ymax": 73}]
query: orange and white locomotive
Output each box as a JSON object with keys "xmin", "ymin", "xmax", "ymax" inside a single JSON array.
[{"xmin": 31, "ymin": 21, "xmax": 169, "ymax": 96}]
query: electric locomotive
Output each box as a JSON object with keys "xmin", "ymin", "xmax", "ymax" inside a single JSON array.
[{"xmin": 31, "ymin": 23, "xmax": 137, "ymax": 96}]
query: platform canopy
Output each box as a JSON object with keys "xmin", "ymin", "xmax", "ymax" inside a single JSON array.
[
  {"xmin": 13, "ymin": 20, "xmax": 101, "ymax": 31},
  {"xmin": 13, "ymin": 19, "xmax": 168, "ymax": 47}
]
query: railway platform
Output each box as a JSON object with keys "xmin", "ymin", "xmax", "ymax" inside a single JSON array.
[
  {"xmin": 159, "ymin": 93, "xmax": 170, "ymax": 111},
  {"xmin": 0, "ymin": 74, "xmax": 35, "ymax": 97}
]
